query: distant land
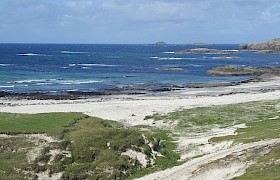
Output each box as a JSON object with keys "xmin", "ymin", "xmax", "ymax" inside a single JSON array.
[
  {"xmin": 240, "ymin": 38, "xmax": 280, "ymax": 53},
  {"xmin": 154, "ymin": 41, "xmax": 166, "ymax": 46},
  {"xmin": 190, "ymin": 42, "xmax": 209, "ymax": 45}
]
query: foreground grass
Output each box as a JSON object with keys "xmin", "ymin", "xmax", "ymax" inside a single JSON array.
[
  {"xmin": 61, "ymin": 117, "xmax": 180, "ymax": 179},
  {"xmin": 1, "ymin": 99, "xmax": 280, "ymax": 179},
  {"xmin": 0, "ymin": 112, "xmax": 179, "ymax": 179},
  {"xmin": 234, "ymin": 143, "xmax": 280, "ymax": 180},
  {"xmin": 0, "ymin": 137, "xmax": 36, "ymax": 179}
]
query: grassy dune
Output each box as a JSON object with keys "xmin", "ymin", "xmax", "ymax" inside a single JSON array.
[
  {"xmin": 145, "ymin": 99, "xmax": 280, "ymax": 179},
  {"xmin": 0, "ymin": 112, "xmax": 179, "ymax": 179},
  {"xmin": 1, "ymin": 99, "xmax": 280, "ymax": 179}
]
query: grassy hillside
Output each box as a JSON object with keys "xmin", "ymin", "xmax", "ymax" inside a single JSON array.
[{"xmin": 0, "ymin": 112, "xmax": 179, "ymax": 179}]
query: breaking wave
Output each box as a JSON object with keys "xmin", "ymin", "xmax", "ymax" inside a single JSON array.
[
  {"xmin": 150, "ymin": 57, "xmax": 197, "ymax": 60},
  {"xmin": 16, "ymin": 53, "xmax": 50, "ymax": 56},
  {"xmin": 69, "ymin": 63, "xmax": 120, "ymax": 67},
  {"xmin": 61, "ymin": 51, "xmax": 89, "ymax": 54}
]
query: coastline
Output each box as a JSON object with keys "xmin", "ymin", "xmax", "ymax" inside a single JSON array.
[
  {"xmin": 0, "ymin": 76, "xmax": 261, "ymax": 100},
  {"xmin": 1, "ymin": 76, "xmax": 280, "ymax": 126}
]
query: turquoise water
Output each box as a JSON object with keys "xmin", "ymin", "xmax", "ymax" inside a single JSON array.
[{"xmin": 0, "ymin": 44, "xmax": 279, "ymax": 93}]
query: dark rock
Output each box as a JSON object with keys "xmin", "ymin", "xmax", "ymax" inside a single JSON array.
[
  {"xmin": 208, "ymin": 65, "xmax": 280, "ymax": 77},
  {"xmin": 159, "ymin": 67, "xmax": 184, "ymax": 71}
]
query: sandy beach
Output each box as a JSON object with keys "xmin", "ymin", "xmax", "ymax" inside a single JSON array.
[
  {"xmin": 1, "ymin": 77, "xmax": 280, "ymax": 179},
  {"xmin": 1, "ymin": 77, "xmax": 280, "ymax": 126}
]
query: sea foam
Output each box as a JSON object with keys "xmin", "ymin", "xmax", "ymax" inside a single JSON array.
[
  {"xmin": 16, "ymin": 53, "xmax": 50, "ymax": 56},
  {"xmin": 77, "ymin": 64, "xmax": 119, "ymax": 67},
  {"xmin": 61, "ymin": 51, "xmax": 89, "ymax": 54},
  {"xmin": 0, "ymin": 64, "xmax": 12, "ymax": 66},
  {"xmin": 151, "ymin": 57, "xmax": 196, "ymax": 60}
]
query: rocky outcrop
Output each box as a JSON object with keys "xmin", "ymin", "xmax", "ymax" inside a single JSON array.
[
  {"xmin": 154, "ymin": 41, "xmax": 166, "ymax": 46},
  {"xmin": 159, "ymin": 67, "xmax": 184, "ymax": 71},
  {"xmin": 240, "ymin": 38, "xmax": 280, "ymax": 53},
  {"xmin": 176, "ymin": 48, "xmax": 238, "ymax": 54},
  {"xmin": 208, "ymin": 65, "xmax": 280, "ymax": 77},
  {"xmin": 190, "ymin": 43, "xmax": 209, "ymax": 46}
]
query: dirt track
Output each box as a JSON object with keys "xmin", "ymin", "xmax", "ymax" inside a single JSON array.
[{"xmin": 137, "ymin": 139, "xmax": 280, "ymax": 180}]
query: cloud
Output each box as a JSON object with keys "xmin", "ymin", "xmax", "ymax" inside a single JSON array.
[{"xmin": 0, "ymin": 0, "xmax": 280, "ymax": 43}]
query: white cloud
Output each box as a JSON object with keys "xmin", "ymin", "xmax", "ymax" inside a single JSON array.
[{"xmin": 0, "ymin": 0, "xmax": 280, "ymax": 43}]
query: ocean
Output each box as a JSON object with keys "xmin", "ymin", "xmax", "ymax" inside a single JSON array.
[{"xmin": 0, "ymin": 44, "xmax": 279, "ymax": 93}]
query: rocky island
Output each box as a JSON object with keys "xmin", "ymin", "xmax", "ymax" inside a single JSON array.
[
  {"xmin": 240, "ymin": 38, "xmax": 280, "ymax": 53},
  {"xmin": 176, "ymin": 48, "xmax": 238, "ymax": 54},
  {"xmin": 208, "ymin": 65, "xmax": 280, "ymax": 77},
  {"xmin": 154, "ymin": 41, "xmax": 167, "ymax": 46}
]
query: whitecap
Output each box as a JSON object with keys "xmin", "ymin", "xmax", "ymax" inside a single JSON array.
[
  {"xmin": 162, "ymin": 52, "xmax": 175, "ymax": 54},
  {"xmin": 17, "ymin": 53, "xmax": 38, "ymax": 56},
  {"xmin": 14, "ymin": 79, "xmax": 43, "ymax": 84},
  {"xmin": 212, "ymin": 56, "xmax": 239, "ymax": 59},
  {"xmin": 158, "ymin": 57, "xmax": 183, "ymax": 60},
  {"xmin": 69, "ymin": 64, "xmax": 76, "ymax": 67},
  {"xmin": 188, "ymin": 64, "xmax": 202, "ymax": 67},
  {"xmin": 0, "ymin": 85, "xmax": 14, "ymax": 88},
  {"xmin": 61, "ymin": 51, "xmax": 89, "ymax": 54},
  {"xmin": 36, "ymin": 83, "xmax": 54, "ymax": 86},
  {"xmin": 168, "ymin": 57, "xmax": 184, "ymax": 60},
  {"xmin": 16, "ymin": 53, "xmax": 50, "ymax": 56},
  {"xmin": 59, "ymin": 80, "xmax": 102, "ymax": 85},
  {"xmin": 152, "ymin": 57, "xmax": 196, "ymax": 60},
  {"xmin": 77, "ymin": 64, "xmax": 119, "ymax": 67},
  {"xmin": 0, "ymin": 64, "xmax": 12, "ymax": 66},
  {"xmin": 66, "ymin": 89, "xmax": 79, "ymax": 92}
]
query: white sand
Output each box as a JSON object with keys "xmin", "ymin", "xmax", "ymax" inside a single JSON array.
[{"xmin": 1, "ymin": 78, "xmax": 280, "ymax": 126}]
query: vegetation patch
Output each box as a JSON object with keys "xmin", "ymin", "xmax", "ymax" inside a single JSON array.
[
  {"xmin": 207, "ymin": 65, "xmax": 280, "ymax": 76},
  {"xmin": 62, "ymin": 117, "xmax": 180, "ymax": 179},
  {"xmin": 0, "ymin": 137, "xmax": 36, "ymax": 179},
  {"xmin": 0, "ymin": 112, "xmax": 85, "ymax": 137},
  {"xmin": 0, "ymin": 112, "xmax": 179, "ymax": 179},
  {"xmin": 145, "ymin": 100, "xmax": 280, "ymax": 134},
  {"xmin": 234, "ymin": 143, "xmax": 280, "ymax": 180}
]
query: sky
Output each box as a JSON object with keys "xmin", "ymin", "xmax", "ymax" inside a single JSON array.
[{"xmin": 0, "ymin": 0, "xmax": 279, "ymax": 44}]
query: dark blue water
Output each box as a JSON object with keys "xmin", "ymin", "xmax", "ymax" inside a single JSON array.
[{"xmin": 0, "ymin": 44, "xmax": 279, "ymax": 93}]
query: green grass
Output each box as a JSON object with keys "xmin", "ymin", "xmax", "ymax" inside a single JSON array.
[
  {"xmin": 211, "ymin": 118, "xmax": 280, "ymax": 143},
  {"xmin": 0, "ymin": 112, "xmax": 86, "ymax": 137},
  {"xmin": 145, "ymin": 100, "xmax": 280, "ymax": 133},
  {"xmin": 2, "ymin": 99, "xmax": 279, "ymax": 179},
  {"xmin": 0, "ymin": 112, "xmax": 180, "ymax": 179},
  {"xmin": 62, "ymin": 116, "xmax": 180, "ymax": 179},
  {"xmin": 234, "ymin": 143, "xmax": 280, "ymax": 180},
  {"xmin": 0, "ymin": 137, "xmax": 36, "ymax": 179},
  {"xmin": 152, "ymin": 131, "xmax": 181, "ymax": 168},
  {"xmin": 145, "ymin": 100, "xmax": 280, "ymax": 179}
]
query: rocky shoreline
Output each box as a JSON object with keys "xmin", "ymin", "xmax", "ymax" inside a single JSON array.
[
  {"xmin": 0, "ymin": 77, "xmax": 267, "ymax": 100},
  {"xmin": 240, "ymin": 38, "xmax": 280, "ymax": 54},
  {"xmin": 208, "ymin": 65, "xmax": 280, "ymax": 77}
]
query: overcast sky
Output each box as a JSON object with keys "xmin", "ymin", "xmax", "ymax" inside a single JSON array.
[{"xmin": 0, "ymin": 0, "xmax": 279, "ymax": 44}]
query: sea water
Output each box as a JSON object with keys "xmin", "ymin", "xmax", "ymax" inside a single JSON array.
[{"xmin": 0, "ymin": 44, "xmax": 279, "ymax": 93}]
